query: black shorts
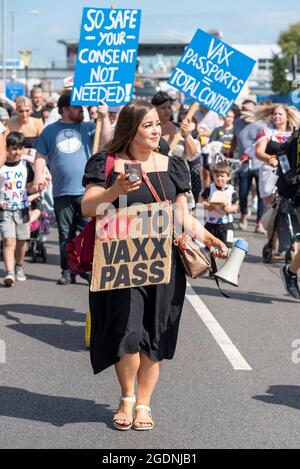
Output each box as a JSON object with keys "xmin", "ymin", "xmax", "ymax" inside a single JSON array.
[{"xmin": 204, "ymin": 222, "xmax": 234, "ymax": 248}]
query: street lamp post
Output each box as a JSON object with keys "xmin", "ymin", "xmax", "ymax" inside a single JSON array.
[
  {"xmin": 1, "ymin": 0, "xmax": 7, "ymax": 91},
  {"xmin": 19, "ymin": 49, "xmax": 32, "ymax": 96},
  {"xmin": 10, "ymin": 9, "xmax": 39, "ymax": 79}
]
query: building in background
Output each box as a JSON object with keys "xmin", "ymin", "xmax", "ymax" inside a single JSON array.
[
  {"xmin": 56, "ymin": 40, "xmax": 288, "ymax": 95},
  {"xmin": 1, "ymin": 39, "xmax": 299, "ymax": 100}
]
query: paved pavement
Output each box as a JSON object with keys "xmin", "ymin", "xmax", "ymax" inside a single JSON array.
[{"xmin": 0, "ymin": 216, "xmax": 300, "ymax": 449}]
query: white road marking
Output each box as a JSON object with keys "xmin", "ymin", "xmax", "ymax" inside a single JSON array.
[{"xmin": 186, "ymin": 282, "xmax": 252, "ymax": 371}]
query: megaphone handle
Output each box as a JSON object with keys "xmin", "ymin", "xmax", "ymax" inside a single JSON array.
[{"xmin": 210, "ymin": 255, "xmax": 230, "ymax": 299}]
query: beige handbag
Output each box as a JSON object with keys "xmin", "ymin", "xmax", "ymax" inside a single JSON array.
[
  {"xmin": 173, "ymin": 232, "xmax": 211, "ymax": 279},
  {"xmin": 141, "ymin": 170, "xmax": 212, "ymax": 279}
]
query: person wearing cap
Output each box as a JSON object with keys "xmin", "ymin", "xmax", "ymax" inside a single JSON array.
[
  {"xmin": 44, "ymin": 77, "xmax": 90, "ymax": 128},
  {"xmin": 33, "ymin": 91, "xmax": 97, "ymax": 285}
]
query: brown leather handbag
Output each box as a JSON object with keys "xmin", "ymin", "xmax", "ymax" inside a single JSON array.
[{"xmin": 173, "ymin": 232, "xmax": 211, "ymax": 278}]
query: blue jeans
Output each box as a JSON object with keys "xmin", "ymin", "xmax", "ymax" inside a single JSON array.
[
  {"xmin": 238, "ymin": 162, "xmax": 264, "ymax": 223},
  {"xmin": 54, "ymin": 195, "xmax": 89, "ymax": 272}
]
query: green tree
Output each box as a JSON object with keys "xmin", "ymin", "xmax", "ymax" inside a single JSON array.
[
  {"xmin": 271, "ymin": 54, "xmax": 291, "ymax": 94},
  {"xmin": 272, "ymin": 22, "xmax": 300, "ymax": 93},
  {"xmin": 279, "ymin": 23, "xmax": 300, "ymax": 60}
]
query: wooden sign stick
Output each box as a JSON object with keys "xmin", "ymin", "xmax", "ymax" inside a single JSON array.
[
  {"xmin": 170, "ymin": 102, "xmax": 200, "ymax": 153},
  {"xmin": 93, "ymin": 116, "xmax": 102, "ymax": 155}
]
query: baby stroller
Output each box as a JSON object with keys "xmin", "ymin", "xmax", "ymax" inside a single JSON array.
[
  {"xmin": 27, "ymin": 207, "xmax": 54, "ymax": 263},
  {"xmin": 262, "ymin": 193, "xmax": 300, "ymax": 264}
]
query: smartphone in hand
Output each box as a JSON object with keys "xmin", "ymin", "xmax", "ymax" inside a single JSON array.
[{"xmin": 124, "ymin": 163, "xmax": 142, "ymax": 183}]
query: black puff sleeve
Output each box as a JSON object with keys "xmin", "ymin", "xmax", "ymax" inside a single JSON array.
[
  {"xmin": 169, "ymin": 155, "xmax": 191, "ymax": 196},
  {"xmin": 82, "ymin": 152, "xmax": 107, "ymax": 188}
]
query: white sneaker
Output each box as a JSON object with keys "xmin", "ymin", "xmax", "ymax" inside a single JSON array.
[
  {"xmin": 15, "ymin": 266, "xmax": 27, "ymax": 282},
  {"xmin": 4, "ymin": 273, "xmax": 15, "ymax": 288}
]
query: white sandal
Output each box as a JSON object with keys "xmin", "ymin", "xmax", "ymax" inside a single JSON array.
[
  {"xmin": 113, "ymin": 396, "xmax": 136, "ymax": 431},
  {"xmin": 133, "ymin": 404, "xmax": 154, "ymax": 431}
]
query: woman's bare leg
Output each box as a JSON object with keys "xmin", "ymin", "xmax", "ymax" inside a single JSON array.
[
  {"xmin": 114, "ymin": 353, "xmax": 140, "ymax": 426},
  {"xmin": 135, "ymin": 352, "xmax": 161, "ymax": 429}
]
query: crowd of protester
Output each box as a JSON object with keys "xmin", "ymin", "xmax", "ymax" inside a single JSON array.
[{"xmin": 0, "ymin": 81, "xmax": 300, "ymax": 299}]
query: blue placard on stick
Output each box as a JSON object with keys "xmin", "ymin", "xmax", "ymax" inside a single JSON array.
[
  {"xmin": 168, "ymin": 29, "xmax": 256, "ymax": 115},
  {"xmin": 5, "ymin": 82, "xmax": 25, "ymax": 101},
  {"xmin": 72, "ymin": 8, "xmax": 141, "ymax": 106}
]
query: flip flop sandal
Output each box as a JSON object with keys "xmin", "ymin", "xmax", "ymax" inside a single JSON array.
[
  {"xmin": 133, "ymin": 405, "xmax": 154, "ymax": 431},
  {"xmin": 113, "ymin": 396, "xmax": 136, "ymax": 431}
]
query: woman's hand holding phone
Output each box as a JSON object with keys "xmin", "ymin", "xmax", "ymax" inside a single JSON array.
[{"xmin": 113, "ymin": 173, "xmax": 142, "ymax": 196}]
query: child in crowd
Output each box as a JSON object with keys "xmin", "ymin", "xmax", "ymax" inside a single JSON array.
[
  {"xmin": 0, "ymin": 132, "xmax": 35, "ymax": 287},
  {"xmin": 200, "ymin": 161, "xmax": 239, "ymax": 248}
]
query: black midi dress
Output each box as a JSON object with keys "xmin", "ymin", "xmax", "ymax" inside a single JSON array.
[{"xmin": 83, "ymin": 152, "xmax": 191, "ymax": 375}]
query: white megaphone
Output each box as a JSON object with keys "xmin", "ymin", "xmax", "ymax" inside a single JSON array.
[{"xmin": 214, "ymin": 239, "xmax": 249, "ymax": 287}]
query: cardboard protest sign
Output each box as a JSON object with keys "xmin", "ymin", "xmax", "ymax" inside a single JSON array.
[
  {"xmin": 168, "ymin": 29, "xmax": 256, "ymax": 116},
  {"xmin": 91, "ymin": 202, "xmax": 173, "ymax": 292},
  {"xmin": 72, "ymin": 8, "xmax": 141, "ymax": 106}
]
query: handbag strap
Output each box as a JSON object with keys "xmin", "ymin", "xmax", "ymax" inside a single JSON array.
[
  {"xmin": 105, "ymin": 153, "xmax": 116, "ymax": 189},
  {"xmin": 141, "ymin": 171, "xmax": 163, "ymax": 203}
]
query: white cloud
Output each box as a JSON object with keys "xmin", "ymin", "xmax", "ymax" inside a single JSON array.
[{"xmin": 239, "ymin": 11, "xmax": 300, "ymax": 28}]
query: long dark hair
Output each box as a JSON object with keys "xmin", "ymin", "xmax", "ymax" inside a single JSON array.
[{"xmin": 105, "ymin": 101, "xmax": 155, "ymax": 153}]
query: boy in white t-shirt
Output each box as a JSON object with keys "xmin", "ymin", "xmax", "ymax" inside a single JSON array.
[
  {"xmin": 200, "ymin": 160, "xmax": 239, "ymax": 248},
  {"xmin": 0, "ymin": 132, "xmax": 35, "ymax": 287}
]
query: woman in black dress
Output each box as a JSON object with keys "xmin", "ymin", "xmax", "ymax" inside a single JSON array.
[{"xmin": 82, "ymin": 101, "xmax": 227, "ymax": 431}]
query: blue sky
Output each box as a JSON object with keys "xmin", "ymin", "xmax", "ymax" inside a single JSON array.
[{"xmin": 7, "ymin": 0, "xmax": 300, "ymax": 66}]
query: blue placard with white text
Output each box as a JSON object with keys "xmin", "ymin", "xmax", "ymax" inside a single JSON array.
[
  {"xmin": 6, "ymin": 82, "xmax": 26, "ymax": 101},
  {"xmin": 168, "ymin": 29, "xmax": 256, "ymax": 115},
  {"xmin": 72, "ymin": 8, "xmax": 141, "ymax": 106}
]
